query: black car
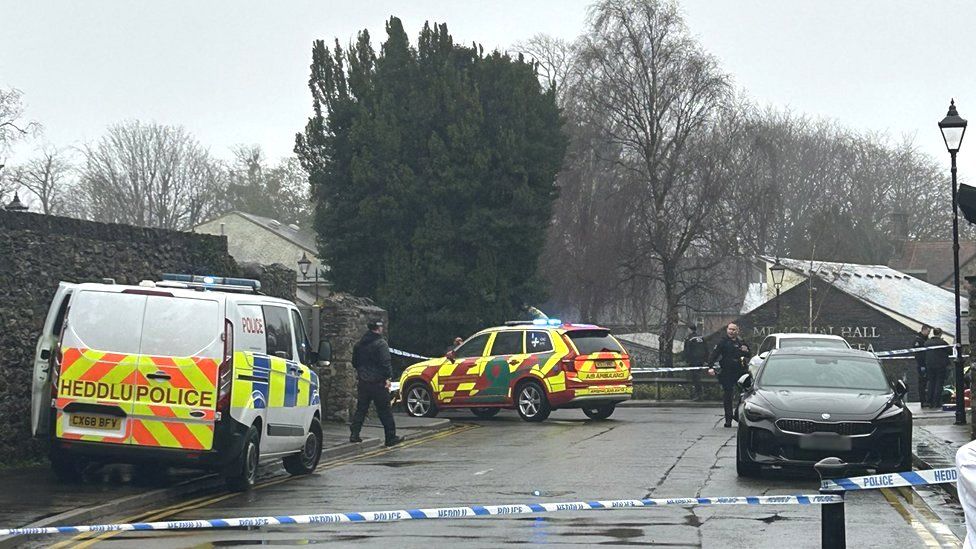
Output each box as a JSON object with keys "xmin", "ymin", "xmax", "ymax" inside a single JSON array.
[{"xmin": 735, "ymin": 348, "xmax": 912, "ymax": 477}]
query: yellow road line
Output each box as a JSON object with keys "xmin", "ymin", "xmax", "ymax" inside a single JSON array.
[
  {"xmin": 880, "ymin": 487, "xmax": 955, "ymax": 548},
  {"xmin": 896, "ymin": 486, "xmax": 962, "ymax": 548},
  {"xmin": 57, "ymin": 424, "xmax": 477, "ymax": 548}
]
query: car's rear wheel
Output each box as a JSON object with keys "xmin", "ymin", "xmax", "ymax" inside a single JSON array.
[
  {"xmin": 582, "ymin": 403, "xmax": 616, "ymax": 420},
  {"xmin": 516, "ymin": 381, "xmax": 551, "ymax": 422},
  {"xmin": 471, "ymin": 407, "xmax": 501, "ymax": 419},
  {"xmin": 405, "ymin": 383, "xmax": 439, "ymax": 418},
  {"xmin": 283, "ymin": 419, "xmax": 323, "ymax": 476},
  {"xmin": 736, "ymin": 426, "xmax": 761, "ymax": 478},
  {"xmin": 226, "ymin": 425, "xmax": 260, "ymax": 492}
]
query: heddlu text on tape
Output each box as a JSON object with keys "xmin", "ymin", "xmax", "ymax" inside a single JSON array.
[
  {"xmin": 0, "ymin": 494, "xmax": 842, "ymax": 537},
  {"xmin": 820, "ymin": 467, "xmax": 958, "ymax": 491}
]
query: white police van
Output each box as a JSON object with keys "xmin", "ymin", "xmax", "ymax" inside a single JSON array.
[{"xmin": 32, "ymin": 274, "xmax": 332, "ymax": 491}]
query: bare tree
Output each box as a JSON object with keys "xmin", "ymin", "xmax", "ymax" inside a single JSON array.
[
  {"xmin": 9, "ymin": 145, "xmax": 74, "ymax": 215},
  {"xmin": 0, "ymin": 87, "xmax": 40, "ymax": 155},
  {"xmin": 574, "ymin": 0, "xmax": 734, "ymax": 365},
  {"xmin": 77, "ymin": 121, "xmax": 225, "ymax": 230}
]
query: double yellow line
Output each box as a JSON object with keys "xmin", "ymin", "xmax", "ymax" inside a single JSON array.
[
  {"xmin": 880, "ymin": 486, "xmax": 962, "ymax": 548},
  {"xmin": 52, "ymin": 424, "xmax": 477, "ymax": 548}
]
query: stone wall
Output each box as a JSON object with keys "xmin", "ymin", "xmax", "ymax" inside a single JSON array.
[
  {"xmin": 0, "ymin": 211, "xmax": 303, "ymax": 463},
  {"xmin": 316, "ymin": 293, "xmax": 387, "ymax": 422}
]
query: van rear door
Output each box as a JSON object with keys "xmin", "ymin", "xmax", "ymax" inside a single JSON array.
[
  {"xmin": 130, "ymin": 294, "xmax": 222, "ymax": 451},
  {"xmin": 31, "ymin": 283, "xmax": 75, "ymax": 436},
  {"xmin": 55, "ymin": 289, "xmax": 145, "ymax": 445}
]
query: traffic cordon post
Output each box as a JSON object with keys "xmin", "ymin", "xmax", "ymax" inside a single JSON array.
[{"xmin": 815, "ymin": 458, "xmax": 849, "ymax": 549}]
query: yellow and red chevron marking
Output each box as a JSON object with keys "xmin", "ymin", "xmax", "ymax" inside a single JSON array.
[{"xmin": 129, "ymin": 417, "xmax": 213, "ymax": 450}]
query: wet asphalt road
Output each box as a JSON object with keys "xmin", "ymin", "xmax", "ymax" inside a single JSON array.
[{"xmin": 40, "ymin": 407, "xmax": 960, "ymax": 548}]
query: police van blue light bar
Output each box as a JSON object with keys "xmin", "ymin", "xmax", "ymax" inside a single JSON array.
[{"xmin": 161, "ymin": 274, "xmax": 261, "ymax": 291}]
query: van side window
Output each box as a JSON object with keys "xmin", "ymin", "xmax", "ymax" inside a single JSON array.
[
  {"xmin": 263, "ymin": 306, "xmax": 293, "ymax": 360},
  {"xmin": 291, "ymin": 310, "xmax": 311, "ymax": 364}
]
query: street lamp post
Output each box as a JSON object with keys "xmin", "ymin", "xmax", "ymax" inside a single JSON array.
[
  {"xmin": 770, "ymin": 258, "xmax": 786, "ymax": 328},
  {"xmin": 939, "ymin": 99, "xmax": 968, "ymax": 426},
  {"xmin": 297, "ymin": 251, "xmax": 318, "ymax": 306}
]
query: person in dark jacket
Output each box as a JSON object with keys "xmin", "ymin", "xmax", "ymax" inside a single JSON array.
[
  {"xmin": 349, "ymin": 321, "xmax": 402, "ymax": 446},
  {"xmin": 925, "ymin": 328, "xmax": 951, "ymax": 409},
  {"xmin": 683, "ymin": 325, "xmax": 708, "ymax": 401},
  {"xmin": 708, "ymin": 323, "xmax": 752, "ymax": 427},
  {"xmin": 913, "ymin": 325, "xmax": 931, "ymax": 407}
]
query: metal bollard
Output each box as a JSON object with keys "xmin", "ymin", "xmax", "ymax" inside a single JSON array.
[{"xmin": 814, "ymin": 457, "xmax": 848, "ymax": 549}]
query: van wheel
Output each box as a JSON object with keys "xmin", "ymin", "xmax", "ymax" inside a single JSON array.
[
  {"xmin": 405, "ymin": 383, "xmax": 439, "ymax": 418},
  {"xmin": 283, "ymin": 420, "xmax": 323, "ymax": 476},
  {"xmin": 226, "ymin": 426, "xmax": 260, "ymax": 492},
  {"xmin": 516, "ymin": 382, "xmax": 551, "ymax": 422},
  {"xmin": 582, "ymin": 403, "xmax": 616, "ymax": 420},
  {"xmin": 471, "ymin": 407, "xmax": 501, "ymax": 419}
]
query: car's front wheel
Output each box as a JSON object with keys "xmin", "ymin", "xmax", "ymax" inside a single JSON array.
[
  {"xmin": 582, "ymin": 403, "xmax": 616, "ymax": 420},
  {"xmin": 516, "ymin": 381, "xmax": 551, "ymax": 422},
  {"xmin": 405, "ymin": 383, "xmax": 439, "ymax": 418}
]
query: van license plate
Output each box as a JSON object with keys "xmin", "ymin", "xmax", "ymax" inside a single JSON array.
[
  {"xmin": 70, "ymin": 414, "xmax": 121, "ymax": 431},
  {"xmin": 596, "ymin": 360, "xmax": 616, "ymax": 369}
]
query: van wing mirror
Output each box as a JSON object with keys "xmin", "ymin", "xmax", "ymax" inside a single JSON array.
[
  {"xmin": 317, "ymin": 340, "xmax": 333, "ymax": 365},
  {"xmin": 759, "ymin": 351, "xmax": 769, "ymax": 360},
  {"xmin": 737, "ymin": 373, "xmax": 753, "ymax": 390},
  {"xmin": 446, "ymin": 350, "xmax": 457, "ymax": 362}
]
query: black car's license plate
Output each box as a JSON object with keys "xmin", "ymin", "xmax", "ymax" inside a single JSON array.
[{"xmin": 798, "ymin": 434, "xmax": 852, "ymax": 452}]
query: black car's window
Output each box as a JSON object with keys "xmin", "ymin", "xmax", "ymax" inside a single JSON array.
[
  {"xmin": 567, "ymin": 330, "xmax": 624, "ymax": 355},
  {"xmin": 455, "ymin": 333, "xmax": 490, "ymax": 359},
  {"xmin": 526, "ymin": 331, "xmax": 553, "ymax": 354},
  {"xmin": 779, "ymin": 338, "xmax": 849, "ymax": 349},
  {"xmin": 489, "ymin": 331, "xmax": 523, "ymax": 356},
  {"xmin": 758, "ymin": 355, "xmax": 889, "ymax": 391}
]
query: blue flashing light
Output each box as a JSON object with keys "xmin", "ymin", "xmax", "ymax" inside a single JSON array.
[
  {"xmin": 532, "ymin": 319, "xmax": 548, "ymax": 326},
  {"xmin": 202, "ymin": 276, "xmax": 216, "ymax": 285},
  {"xmin": 548, "ymin": 318, "xmax": 562, "ymax": 326}
]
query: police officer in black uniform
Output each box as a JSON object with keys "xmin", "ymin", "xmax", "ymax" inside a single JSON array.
[
  {"xmin": 708, "ymin": 322, "xmax": 752, "ymax": 427},
  {"xmin": 683, "ymin": 325, "xmax": 708, "ymax": 401},
  {"xmin": 912, "ymin": 325, "xmax": 931, "ymax": 407},
  {"xmin": 349, "ymin": 321, "xmax": 402, "ymax": 447}
]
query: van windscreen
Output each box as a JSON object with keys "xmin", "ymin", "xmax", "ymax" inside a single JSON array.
[{"xmin": 140, "ymin": 296, "xmax": 221, "ymax": 357}]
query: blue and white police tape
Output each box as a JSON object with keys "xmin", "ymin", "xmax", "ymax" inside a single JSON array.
[
  {"xmin": 820, "ymin": 467, "xmax": 958, "ymax": 491},
  {"xmin": 631, "ymin": 366, "xmax": 711, "ymax": 374},
  {"xmin": 0, "ymin": 494, "xmax": 843, "ymax": 537},
  {"xmin": 390, "ymin": 348, "xmax": 430, "ymax": 360},
  {"xmin": 873, "ymin": 344, "xmax": 955, "ymax": 358}
]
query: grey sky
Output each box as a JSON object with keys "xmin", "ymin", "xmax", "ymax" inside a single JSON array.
[{"xmin": 2, "ymin": 0, "xmax": 974, "ymax": 180}]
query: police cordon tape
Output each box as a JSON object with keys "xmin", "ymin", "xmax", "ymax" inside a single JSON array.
[
  {"xmin": 390, "ymin": 348, "xmax": 431, "ymax": 360},
  {"xmin": 0, "ymin": 494, "xmax": 843, "ymax": 537},
  {"xmin": 820, "ymin": 467, "xmax": 959, "ymax": 491}
]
